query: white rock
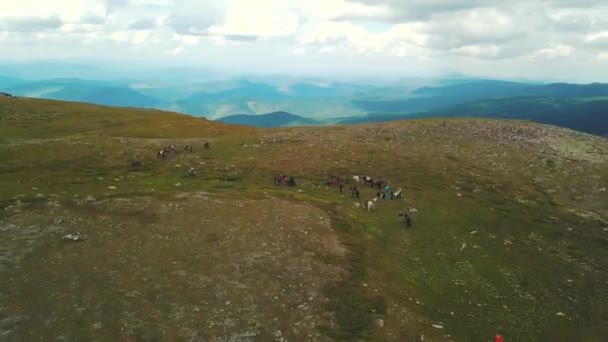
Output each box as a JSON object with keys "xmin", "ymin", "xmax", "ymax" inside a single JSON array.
[
  {"xmin": 376, "ymin": 318, "xmax": 384, "ymax": 327},
  {"xmin": 107, "ymin": 186, "xmax": 117, "ymax": 190},
  {"xmin": 431, "ymin": 324, "xmax": 444, "ymax": 329},
  {"xmin": 556, "ymin": 312, "xmax": 566, "ymax": 317},
  {"xmin": 62, "ymin": 234, "xmax": 81, "ymax": 242},
  {"xmin": 460, "ymin": 243, "xmax": 467, "ymax": 251}
]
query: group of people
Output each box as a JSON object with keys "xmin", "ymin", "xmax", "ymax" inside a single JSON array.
[
  {"xmin": 273, "ymin": 174, "xmax": 296, "ymax": 187},
  {"xmin": 157, "ymin": 142, "xmax": 209, "ymax": 159},
  {"xmin": 351, "ymin": 174, "xmax": 414, "ymax": 229}
]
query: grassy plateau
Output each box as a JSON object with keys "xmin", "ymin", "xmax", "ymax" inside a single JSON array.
[{"xmin": 0, "ymin": 96, "xmax": 607, "ymax": 341}]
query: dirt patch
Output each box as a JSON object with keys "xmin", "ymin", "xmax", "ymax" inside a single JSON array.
[{"xmin": 0, "ymin": 193, "xmax": 346, "ymax": 340}]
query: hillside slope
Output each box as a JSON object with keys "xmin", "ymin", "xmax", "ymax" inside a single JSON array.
[{"xmin": 0, "ymin": 97, "xmax": 607, "ymax": 341}]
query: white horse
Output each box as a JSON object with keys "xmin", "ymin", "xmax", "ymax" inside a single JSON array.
[
  {"xmin": 366, "ymin": 200, "xmax": 375, "ymax": 212},
  {"xmin": 353, "ymin": 175, "xmax": 360, "ymax": 183},
  {"xmin": 393, "ymin": 188, "xmax": 402, "ymax": 199}
]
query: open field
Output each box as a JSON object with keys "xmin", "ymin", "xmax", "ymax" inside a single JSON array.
[{"xmin": 1, "ymin": 96, "xmax": 607, "ymax": 341}]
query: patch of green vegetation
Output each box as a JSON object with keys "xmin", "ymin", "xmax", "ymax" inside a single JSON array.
[
  {"xmin": 1, "ymin": 97, "xmax": 607, "ymax": 341},
  {"xmin": 320, "ymin": 227, "xmax": 387, "ymax": 340}
]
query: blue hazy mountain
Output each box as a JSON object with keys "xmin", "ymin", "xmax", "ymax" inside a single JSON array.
[
  {"xmin": 7, "ymin": 78, "xmax": 160, "ymax": 108},
  {"xmin": 352, "ymin": 81, "xmax": 608, "ymax": 115},
  {"xmin": 340, "ymin": 95, "xmax": 608, "ymax": 136},
  {"xmin": 216, "ymin": 111, "xmax": 319, "ymax": 127}
]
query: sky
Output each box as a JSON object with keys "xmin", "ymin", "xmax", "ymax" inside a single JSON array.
[{"xmin": 0, "ymin": 0, "xmax": 607, "ymax": 82}]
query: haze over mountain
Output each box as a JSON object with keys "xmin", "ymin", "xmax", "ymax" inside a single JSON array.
[{"xmin": 2, "ymin": 1, "xmax": 608, "ymax": 340}]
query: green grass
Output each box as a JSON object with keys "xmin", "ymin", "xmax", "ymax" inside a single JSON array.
[{"xmin": 1, "ymin": 97, "xmax": 607, "ymax": 341}]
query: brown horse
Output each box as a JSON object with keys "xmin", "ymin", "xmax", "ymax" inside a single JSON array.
[{"xmin": 327, "ymin": 175, "xmax": 345, "ymax": 187}]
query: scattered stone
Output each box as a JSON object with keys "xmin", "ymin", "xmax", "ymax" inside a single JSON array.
[
  {"xmin": 431, "ymin": 324, "xmax": 444, "ymax": 329},
  {"xmin": 85, "ymin": 195, "xmax": 96, "ymax": 203},
  {"xmin": 460, "ymin": 243, "xmax": 467, "ymax": 251},
  {"xmin": 107, "ymin": 186, "xmax": 117, "ymax": 190},
  {"xmin": 566, "ymin": 279, "xmax": 574, "ymax": 283},
  {"xmin": 93, "ymin": 322, "xmax": 102, "ymax": 330},
  {"xmin": 469, "ymin": 230, "xmax": 478, "ymax": 235},
  {"xmin": 376, "ymin": 318, "xmax": 384, "ymax": 327},
  {"xmin": 62, "ymin": 234, "xmax": 83, "ymax": 242},
  {"xmin": 174, "ymin": 183, "xmax": 182, "ymax": 187},
  {"xmin": 457, "ymin": 193, "xmax": 462, "ymax": 197},
  {"xmin": 175, "ymin": 164, "xmax": 182, "ymax": 168},
  {"xmin": 556, "ymin": 312, "xmax": 566, "ymax": 317}
]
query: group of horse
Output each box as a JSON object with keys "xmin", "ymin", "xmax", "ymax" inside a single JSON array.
[
  {"xmin": 326, "ymin": 174, "xmax": 405, "ymax": 212},
  {"xmin": 274, "ymin": 174, "xmax": 296, "ymax": 187},
  {"xmin": 156, "ymin": 142, "xmax": 210, "ymax": 159}
]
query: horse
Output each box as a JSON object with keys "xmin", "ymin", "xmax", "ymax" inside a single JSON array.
[
  {"xmin": 366, "ymin": 200, "xmax": 375, "ymax": 212},
  {"xmin": 157, "ymin": 150, "xmax": 166, "ymax": 159},
  {"xmin": 393, "ymin": 188, "xmax": 402, "ymax": 199},
  {"xmin": 372, "ymin": 179, "xmax": 384, "ymax": 189},
  {"xmin": 185, "ymin": 144, "xmax": 193, "ymax": 152},
  {"xmin": 286, "ymin": 176, "xmax": 296, "ymax": 187},
  {"xmin": 326, "ymin": 176, "xmax": 345, "ymax": 187},
  {"xmin": 204, "ymin": 141, "xmax": 210, "ymax": 149},
  {"xmin": 352, "ymin": 175, "xmax": 361, "ymax": 183}
]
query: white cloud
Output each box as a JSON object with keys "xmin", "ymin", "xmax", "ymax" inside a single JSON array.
[
  {"xmin": 530, "ymin": 44, "xmax": 574, "ymax": 60},
  {"xmin": 132, "ymin": 30, "xmax": 149, "ymax": 44},
  {"xmin": 451, "ymin": 44, "xmax": 501, "ymax": 58},
  {"xmin": 111, "ymin": 31, "xmax": 129, "ymax": 43},
  {"xmin": 598, "ymin": 52, "xmax": 608, "ymax": 61},
  {"xmin": 0, "ymin": 0, "xmax": 607, "ymax": 81},
  {"xmin": 166, "ymin": 46, "xmax": 183, "ymax": 55}
]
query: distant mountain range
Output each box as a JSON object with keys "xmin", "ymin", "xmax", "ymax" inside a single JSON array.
[
  {"xmin": 1, "ymin": 71, "xmax": 606, "ymax": 136},
  {"xmin": 216, "ymin": 111, "xmax": 319, "ymax": 127}
]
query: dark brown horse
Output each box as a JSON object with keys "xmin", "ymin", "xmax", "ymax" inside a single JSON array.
[{"xmin": 327, "ymin": 175, "xmax": 345, "ymax": 187}]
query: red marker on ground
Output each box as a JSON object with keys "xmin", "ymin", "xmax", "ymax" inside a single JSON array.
[{"xmin": 495, "ymin": 334, "xmax": 503, "ymax": 342}]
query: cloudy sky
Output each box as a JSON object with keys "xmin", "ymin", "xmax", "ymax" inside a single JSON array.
[{"xmin": 0, "ymin": 0, "xmax": 607, "ymax": 81}]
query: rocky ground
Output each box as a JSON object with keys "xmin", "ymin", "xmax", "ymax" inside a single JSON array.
[{"xmin": 1, "ymin": 193, "xmax": 347, "ymax": 341}]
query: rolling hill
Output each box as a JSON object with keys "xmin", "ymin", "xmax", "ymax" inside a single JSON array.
[
  {"xmin": 2, "ymin": 74, "xmax": 607, "ymax": 136},
  {"xmin": 6, "ymin": 78, "xmax": 160, "ymax": 108},
  {"xmin": 341, "ymin": 95, "xmax": 608, "ymax": 136},
  {"xmin": 216, "ymin": 111, "xmax": 319, "ymax": 127},
  {"xmin": 351, "ymin": 81, "xmax": 608, "ymax": 115},
  {"xmin": 0, "ymin": 96, "xmax": 607, "ymax": 341}
]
